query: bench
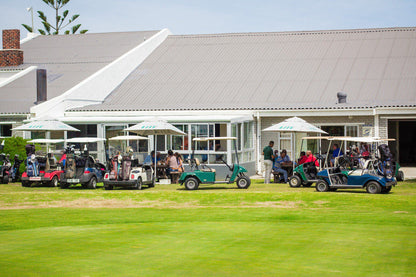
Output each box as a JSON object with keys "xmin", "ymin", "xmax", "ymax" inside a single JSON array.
[{"xmin": 170, "ymin": 172, "xmax": 181, "ymax": 184}]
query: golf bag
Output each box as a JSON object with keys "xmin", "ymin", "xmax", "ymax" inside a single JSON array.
[
  {"xmin": 377, "ymin": 144, "xmax": 394, "ymax": 180},
  {"xmin": 26, "ymin": 154, "xmax": 39, "ymax": 177},
  {"xmin": 11, "ymin": 156, "xmax": 23, "ymax": 182},
  {"xmin": 120, "ymin": 156, "xmax": 131, "ymax": 181},
  {"xmin": 64, "ymin": 153, "xmax": 77, "ymax": 179},
  {"xmin": 109, "ymin": 156, "xmax": 118, "ymax": 180}
]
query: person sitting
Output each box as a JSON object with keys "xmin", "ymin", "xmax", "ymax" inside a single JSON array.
[
  {"xmin": 144, "ymin": 150, "xmax": 159, "ymax": 165},
  {"xmin": 175, "ymin": 152, "xmax": 184, "ymax": 172},
  {"xmin": 330, "ymin": 144, "xmax": 343, "ymax": 167},
  {"xmin": 305, "ymin": 150, "xmax": 319, "ymax": 167},
  {"xmin": 273, "ymin": 149, "xmax": 291, "ymax": 183},
  {"xmin": 165, "ymin": 150, "xmax": 179, "ymax": 175},
  {"xmin": 298, "ymin": 151, "xmax": 307, "ymax": 165}
]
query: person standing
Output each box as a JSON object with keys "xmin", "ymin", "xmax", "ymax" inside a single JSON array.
[{"xmin": 263, "ymin": 141, "xmax": 274, "ymax": 184}]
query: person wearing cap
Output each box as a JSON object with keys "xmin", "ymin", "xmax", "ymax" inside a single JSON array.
[{"xmin": 273, "ymin": 149, "xmax": 291, "ymax": 183}]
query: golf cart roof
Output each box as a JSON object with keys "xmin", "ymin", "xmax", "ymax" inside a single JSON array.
[
  {"xmin": 328, "ymin": 137, "xmax": 396, "ymax": 143},
  {"xmin": 28, "ymin": 139, "xmax": 64, "ymax": 144},
  {"xmin": 301, "ymin": 136, "xmax": 332, "ymax": 140},
  {"xmin": 193, "ymin": 137, "xmax": 237, "ymax": 141},
  {"xmin": 109, "ymin": 135, "xmax": 149, "ymax": 141},
  {"xmin": 66, "ymin": 137, "xmax": 106, "ymax": 143}
]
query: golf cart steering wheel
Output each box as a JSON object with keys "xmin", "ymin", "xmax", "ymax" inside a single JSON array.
[{"xmin": 219, "ymin": 155, "xmax": 233, "ymax": 171}]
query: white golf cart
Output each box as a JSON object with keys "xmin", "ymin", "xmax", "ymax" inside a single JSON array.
[{"xmin": 103, "ymin": 135, "xmax": 154, "ymax": 190}]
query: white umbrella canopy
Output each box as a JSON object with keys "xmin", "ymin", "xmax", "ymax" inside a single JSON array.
[
  {"xmin": 28, "ymin": 139, "xmax": 64, "ymax": 144},
  {"xmin": 263, "ymin": 117, "xmax": 327, "ymax": 134},
  {"xmin": 12, "ymin": 117, "xmax": 80, "ymax": 132},
  {"xmin": 125, "ymin": 120, "xmax": 186, "ymax": 184},
  {"xmin": 125, "ymin": 120, "xmax": 186, "ymax": 136},
  {"xmin": 109, "ymin": 135, "xmax": 149, "ymax": 141}
]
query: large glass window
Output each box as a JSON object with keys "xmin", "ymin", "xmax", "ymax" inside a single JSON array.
[{"xmin": 0, "ymin": 124, "xmax": 12, "ymax": 137}]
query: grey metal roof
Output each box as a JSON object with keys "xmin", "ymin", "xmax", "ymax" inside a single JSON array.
[
  {"xmin": 76, "ymin": 27, "xmax": 416, "ymax": 112},
  {"xmin": 0, "ymin": 30, "xmax": 159, "ymax": 114}
]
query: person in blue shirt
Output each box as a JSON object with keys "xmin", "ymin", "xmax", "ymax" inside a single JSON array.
[
  {"xmin": 330, "ymin": 144, "xmax": 343, "ymax": 166},
  {"xmin": 273, "ymin": 149, "xmax": 291, "ymax": 183}
]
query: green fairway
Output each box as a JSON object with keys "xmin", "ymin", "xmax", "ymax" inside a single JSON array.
[{"xmin": 0, "ymin": 181, "xmax": 415, "ymax": 276}]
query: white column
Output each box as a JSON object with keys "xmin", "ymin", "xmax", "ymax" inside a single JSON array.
[
  {"xmin": 256, "ymin": 113, "xmax": 262, "ymax": 174},
  {"xmin": 97, "ymin": 124, "xmax": 105, "ymax": 162},
  {"xmin": 374, "ymin": 109, "xmax": 379, "ymax": 138},
  {"xmin": 227, "ymin": 123, "xmax": 232, "ymax": 165}
]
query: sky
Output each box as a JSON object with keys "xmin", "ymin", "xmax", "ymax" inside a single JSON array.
[{"xmin": 0, "ymin": 0, "xmax": 415, "ymax": 39}]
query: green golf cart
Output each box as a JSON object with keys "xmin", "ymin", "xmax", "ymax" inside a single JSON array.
[
  {"xmin": 179, "ymin": 137, "xmax": 251, "ymax": 190},
  {"xmin": 288, "ymin": 136, "xmax": 330, "ymax": 187}
]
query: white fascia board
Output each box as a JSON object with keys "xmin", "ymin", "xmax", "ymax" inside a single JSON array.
[
  {"xmin": 20, "ymin": 32, "xmax": 40, "ymax": 44},
  {"xmin": 59, "ymin": 114, "xmax": 254, "ymax": 124},
  {"xmin": 30, "ymin": 28, "xmax": 172, "ymax": 118},
  {"xmin": 0, "ymin": 66, "xmax": 37, "ymax": 88},
  {"xmin": 258, "ymin": 108, "xmax": 376, "ymax": 117}
]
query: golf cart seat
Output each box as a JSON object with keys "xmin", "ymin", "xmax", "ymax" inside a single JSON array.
[{"xmin": 194, "ymin": 158, "xmax": 216, "ymax": 173}]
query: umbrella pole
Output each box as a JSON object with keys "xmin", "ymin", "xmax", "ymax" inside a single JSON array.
[{"xmin": 154, "ymin": 135, "xmax": 157, "ymax": 184}]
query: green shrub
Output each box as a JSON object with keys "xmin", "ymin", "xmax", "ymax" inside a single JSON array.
[{"xmin": 1, "ymin": 137, "xmax": 29, "ymax": 173}]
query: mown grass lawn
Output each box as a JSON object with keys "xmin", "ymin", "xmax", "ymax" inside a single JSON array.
[{"xmin": 0, "ymin": 180, "xmax": 415, "ymax": 276}]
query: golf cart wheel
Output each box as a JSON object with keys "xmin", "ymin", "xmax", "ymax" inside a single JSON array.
[
  {"xmin": 87, "ymin": 177, "xmax": 97, "ymax": 189},
  {"xmin": 366, "ymin": 181, "xmax": 382, "ymax": 194},
  {"xmin": 22, "ymin": 181, "xmax": 30, "ymax": 187},
  {"xmin": 149, "ymin": 178, "xmax": 155, "ymax": 188},
  {"xmin": 2, "ymin": 175, "xmax": 9, "ymax": 184},
  {"xmin": 50, "ymin": 176, "xmax": 59, "ymax": 187},
  {"xmin": 60, "ymin": 182, "xmax": 69, "ymax": 189},
  {"xmin": 397, "ymin": 171, "xmax": 404, "ymax": 182},
  {"xmin": 104, "ymin": 185, "xmax": 113, "ymax": 190},
  {"xmin": 134, "ymin": 177, "xmax": 143, "ymax": 190},
  {"xmin": 289, "ymin": 175, "xmax": 301, "ymax": 187},
  {"xmin": 316, "ymin": 180, "xmax": 329, "ymax": 192},
  {"xmin": 184, "ymin": 177, "xmax": 199, "ymax": 190},
  {"xmin": 381, "ymin": 186, "xmax": 392, "ymax": 194},
  {"xmin": 302, "ymin": 182, "xmax": 313, "ymax": 187},
  {"xmin": 236, "ymin": 176, "xmax": 251, "ymax": 189}
]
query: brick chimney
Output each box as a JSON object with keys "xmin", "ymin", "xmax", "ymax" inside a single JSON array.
[{"xmin": 0, "ymin": 29, "xmax": 24, "ymax": 67}]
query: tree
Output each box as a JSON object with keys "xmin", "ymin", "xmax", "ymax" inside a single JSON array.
[{"xmin": 22, "ymin": 0, "xmax": 88, "ymax": 35}]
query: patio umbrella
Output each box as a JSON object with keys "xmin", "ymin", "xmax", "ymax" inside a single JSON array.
[
  {"xmin": 263, "ymin": 117, "xmax": 327, "ymax": 170},
  {"xmin": 12, "ymin": 117, "xmax": 80, "ymax": 132},
  {"xmin": 263, "ymin": 116, "xmax": 327, "ymax": 134},
  {"xmin": 125, "ymin": 120, "xmax": 186, "ymax": 184}
]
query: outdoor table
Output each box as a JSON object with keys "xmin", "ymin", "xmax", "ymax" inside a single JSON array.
[
  {"xmin": 152, "ymin": 164, "xmax": 168, "ymax": 179},
  {"xmin": 273, "ymin": 163, "xmax": 293, "ymax": 183}
]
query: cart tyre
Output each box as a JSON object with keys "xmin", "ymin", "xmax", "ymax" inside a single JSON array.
[
  {"xmin": 397, "ymin": 171, "xmax": 404, "ymax": 182},
  {"xmin": 50, "ymin": 176, "xmax": 59, "ymax": 187},
  {"xmin": 22, "ymin": 181, "xmax": 30, "ymax": 187},
  {"xmin": 87, "ymin": 177, "xmax": 97, "ymax": 189},
  {"xmin": 2, "ymin": 175, "xmax": 9, "ymax": 184},
  {"xmin": 316, "ymin": 180, "xmax": 329, "ymax": 192},
  {"xmin": 289, "ymin": 175, "xmax": 301, "ymax": 187},
  {"xmin": 184, "ymin": 177, "xmax": 199, "ymax": 190},
  {"xmin": 60, "ymin": 182, "xmax": 69, "ymax": 189},
  {"xmin": 381, "ymin": 186, "xmax": 392, "ymax": 194},
  {"xmin": 135, "ymin": 177, "xmax": 142, "ymax": 190},
  {"xmin": 236, "ymin": 176, "xmax": 251, "ymax": 189},
  {"xmin": 149, "ymin": 178, "xmax": 155, "ymax": 187},
  {"xmin": 366, "ymin": 181, "xmax": 382, "ymax": 194}
]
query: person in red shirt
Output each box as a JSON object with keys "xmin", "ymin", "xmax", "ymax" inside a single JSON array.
[
  {"xmin": 305, "ymin": 150, "xmax": 319, "ymax": 167},
  {"xmin": 298, "ymin": 151, "xmax": 307, "ymax": 165}
]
